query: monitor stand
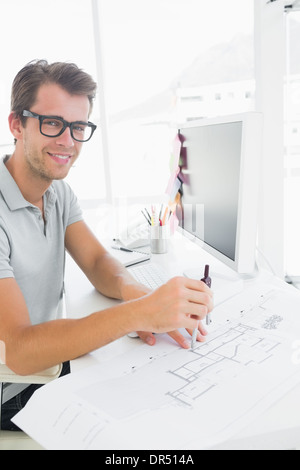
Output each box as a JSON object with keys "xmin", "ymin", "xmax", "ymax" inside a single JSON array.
[{"xmin": 183, "ymin": 267, "xmax": 244, "ymax": 306}]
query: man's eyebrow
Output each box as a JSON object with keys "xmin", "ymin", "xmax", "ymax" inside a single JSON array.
[
  {"xmin": 44, "ymin": 114, "xmax": 88, "ymax": 123},
  {"xmin": 43, "ymin": 114, "xmax": 64, "ymax": 120}
]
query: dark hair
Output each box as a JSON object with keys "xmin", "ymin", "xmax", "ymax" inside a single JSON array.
[{"xmin": 11, "ymin": 59, "xmax": 97, "ymax": 125}]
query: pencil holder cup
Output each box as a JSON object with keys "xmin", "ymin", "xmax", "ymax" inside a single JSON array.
[{"xmin": 150, "ymin": 225, "xmax": 170, "ymax": 254}]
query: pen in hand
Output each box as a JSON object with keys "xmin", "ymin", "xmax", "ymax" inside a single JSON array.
[
  {"xmin": 191, "ymin": 322, "xmax": 198, "ymax": 351},
  {"xmin": 191, "ymin": 265, "xmax": 212, "ymax": 350},
  {"xmin": 201, "ymin": 265, "xmax": 212, "ymax": 326}
]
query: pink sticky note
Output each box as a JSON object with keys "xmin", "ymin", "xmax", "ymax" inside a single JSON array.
[
  {"xmin": 165, "ymin": 166, "xmax": 180, "ymax": 197},
  {"xmin": 169, "ymin": 133, "xmax": 182, "ymax": 173}
]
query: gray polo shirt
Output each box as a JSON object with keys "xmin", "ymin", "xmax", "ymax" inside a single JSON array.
[
  {"xmin": 0, "ymin": 155, "xmax": 83, "ymax": 402},
  {"xmin": 0, "ymin": 155, "xmax": 83, "ymax": 323}
]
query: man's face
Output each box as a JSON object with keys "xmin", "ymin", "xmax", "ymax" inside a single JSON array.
[{"xmin": 21, "ymin": 83, "xmax": 90, "ymax": 182}]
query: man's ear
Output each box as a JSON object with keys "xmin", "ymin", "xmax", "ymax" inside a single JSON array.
[{"xmin": 8, "ymin": 112, "xmax": 24, "ymax": 141}]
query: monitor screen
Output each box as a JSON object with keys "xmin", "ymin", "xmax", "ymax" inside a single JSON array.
[{"xmin": 177, "ymin": 113, "xmax": 262, "ymax": 274}]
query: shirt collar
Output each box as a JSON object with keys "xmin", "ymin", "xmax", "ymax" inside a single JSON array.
[{"xmin": 0, "ymin": 156, "xmax": 57, "ymax": 212}]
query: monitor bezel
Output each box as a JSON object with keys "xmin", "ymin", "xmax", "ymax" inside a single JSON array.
[{"xmin": 177, "ymin": 112, "xmax": 263, "ymax": 275}]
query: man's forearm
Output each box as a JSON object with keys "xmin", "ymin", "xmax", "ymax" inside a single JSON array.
[
  {"xmin": 4, "ymin": 275, "xmax": 213, "ymax": 376},
  {"xmin": 6, "ymin": 298, "xmax": 141, "ymax": 376},
  {"xmin": 85, "ymin": 252, "xmax": 151, "ymax": 301},
  {"xmin": 5, "ymin": 255, "xmax": 151, "ymax": 375}
]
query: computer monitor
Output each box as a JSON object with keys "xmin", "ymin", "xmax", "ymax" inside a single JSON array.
[{"xmin": 177, "ymin": 112, "xmax": 263, "ymax": 278}]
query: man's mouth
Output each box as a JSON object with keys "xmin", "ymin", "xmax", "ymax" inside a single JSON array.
[{"xmin": 48, "ymin": 153, "xmax": 72, "ymax": 164}]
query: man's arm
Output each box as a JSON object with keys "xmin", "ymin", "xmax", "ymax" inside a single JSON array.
[
  {"xmin": 0, "ymin": 220, "xmax": 213, "ymax": 376},
  {"xmin": 0, "ymin": 276, "xmax": 143, "ymax": 376},
  {"xmin": 0, "ymin": 274, "xmax": 212, "ymax": 376},
  {"xmin": 65, "ymin": 220, "xmax": 210, "ymax": 348},
  {"xmin": 65, "ymin": 220, "xmax": 150, "ymax": 301}
]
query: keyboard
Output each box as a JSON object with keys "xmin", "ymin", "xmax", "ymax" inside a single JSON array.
[{"xmin": 128, "ymin": 262, "xmax": 169, "ymax": 289}]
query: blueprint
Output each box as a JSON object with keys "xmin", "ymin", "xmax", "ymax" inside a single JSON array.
[
  {"xmin": 167, "ymin": 322, "xmax": 280, "ymax": 407},
  {"xmin": 13, "ymin": 280, "xmax": 300, "ymax": 450}
]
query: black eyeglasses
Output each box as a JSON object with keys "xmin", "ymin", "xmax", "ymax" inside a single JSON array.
[{"xmin": 22, "ymin": 110, "xmax": 97, "ymax": 142}]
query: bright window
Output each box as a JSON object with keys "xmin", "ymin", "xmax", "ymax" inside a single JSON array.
[
  {"xmin": 0, "ymin": 0, "xmax": 105, "ymax": 202},
  {"xmin": 98, "ymin": 0, "xmax": 254, "ymax": 200},
  {"xmin": 0, "ymin": 0, "xmax": 254, "ymax": 205}
]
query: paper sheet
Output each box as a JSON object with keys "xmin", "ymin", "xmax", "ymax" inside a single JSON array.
[
  {"xmin": 13, "ymin": 281, "xmax": 300, "ymax": 450},
  {"xmin": 108, "ymin": 246, "xmax": 150, "ymax": 267}
]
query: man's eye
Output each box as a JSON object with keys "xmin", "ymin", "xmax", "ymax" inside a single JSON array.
[
  {"xmin": 44, "ymin": 120, "xmax": 61, "ymax": 127},
  {"xmin": 73, "ymin": 125, "xmax": 86, "ymax": 133}
]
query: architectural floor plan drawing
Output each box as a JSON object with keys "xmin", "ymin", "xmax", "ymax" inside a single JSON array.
[
  {"xmin": 167, "ymin": 323, "xmax": 280, "ymax": 407},
  {"xmin": 12, "ymin": 280, "xmax": 300, "ymax": 449},
  {"xmin": 237, "ymin": 288, "xmax": 291, "ymax": 331}
]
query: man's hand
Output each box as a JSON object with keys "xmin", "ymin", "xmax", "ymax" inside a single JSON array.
[
  {"xmin": 137, "ymin": 322, "xmax": 208, "ymax": 349},
  {"xmin": 132, "ymin": 276, "xmax": 214, "ymax": 349}
]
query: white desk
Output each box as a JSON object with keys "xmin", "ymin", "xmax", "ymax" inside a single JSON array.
[{"xmin": 63, "ymin": 233, "xmax": 300, "ymax": 450}]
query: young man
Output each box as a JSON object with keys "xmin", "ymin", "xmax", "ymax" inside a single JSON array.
[{"xmin": 0, "ymin": 60, "xmax": 213, "ymax": 429}]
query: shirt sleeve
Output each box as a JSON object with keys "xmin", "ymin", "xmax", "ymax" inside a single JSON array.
[
  {"xmin": 65, "ymin": 183, "xmax": 84, "ymax": 227},
  {"xmin": 0, "ymin": 221, "xmax": 14, "ymax": 279}
]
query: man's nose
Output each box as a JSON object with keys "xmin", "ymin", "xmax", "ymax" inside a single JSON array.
[{"xmin": 55, "ymin": 126, "xmax": 74, "ymax": 147}]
